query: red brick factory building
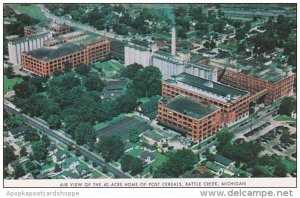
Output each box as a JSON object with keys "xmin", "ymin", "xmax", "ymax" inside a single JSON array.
[
  {"xmin": 157, "ymin": 96, "xmax": 222, "ymax": 142},
  {"xmin": 24, "ymin": 23, "xmax": 71, "ymax": 37},
  {"xmin": 160, "ymin": 73, "xmax": 251, "ymax": 126},
  {"xmin": 218, "ymin": 67, "xmax": 295, "ymax": 105},
  {"xmin": 21, "ymin": 34, "xmax": 110, "ymax": 76}
]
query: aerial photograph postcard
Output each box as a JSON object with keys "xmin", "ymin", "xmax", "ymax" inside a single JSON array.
[{"xmin": 2, "ymin": 2, "xmax": 297, "ymax": 188}]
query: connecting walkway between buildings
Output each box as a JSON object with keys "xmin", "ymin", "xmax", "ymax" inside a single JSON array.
[{"xmin": 250, "ymin": 89, "xmax": 269, "ymax": 102}]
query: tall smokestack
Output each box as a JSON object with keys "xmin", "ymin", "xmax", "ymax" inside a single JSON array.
[{"xmin": 171, "ymin": 25, "xmax": 176, "ymax": 56}]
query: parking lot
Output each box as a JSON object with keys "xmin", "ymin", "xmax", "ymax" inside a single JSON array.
[{"xmin": 234, "ymin": 118, "xmax": 296, "ymax": 159}]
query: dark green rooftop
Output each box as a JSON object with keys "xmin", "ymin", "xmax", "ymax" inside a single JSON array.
[
  {"xmin": 163, "ymin": 96, "xmax": 218, "ymax": 119},
  {"xmin": 170, "ymin": 73, "xmax": 247, "ymax": 100},
  {"xmin": 26, "ymin": 43, "xmax": 85, "ymax": 61}
]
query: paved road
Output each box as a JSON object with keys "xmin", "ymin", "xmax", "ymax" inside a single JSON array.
[
  {"xmin": 4, "ymin": 104, "xmax": 131, "ymax": 179},
  {"xmin": 37, "ymin": 4, "xmax": 127, "ymax": 42}
]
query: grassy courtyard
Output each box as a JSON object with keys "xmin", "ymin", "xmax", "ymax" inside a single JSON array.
[
  {"xmin": 274, "ymin": 115, "xmax": 296, "ymax": 122},
  {"xmin": 94, "ymin": 60, "xmax": 125, "ymax": 72},
  {"xmin": 7, "ymin": 4, "xmax": 47, "ymax": 21},
  {"xmin": 4, "ymin": 75, "xmax": 23, "ymax": 93}
]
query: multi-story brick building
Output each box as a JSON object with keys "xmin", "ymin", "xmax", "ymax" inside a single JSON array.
[
  {"xmin": 21, "ymin": 35, "xmax": 110, "ymax": 76},
  {"xmin": 162, "ymin": 72, "xmax": 251, "ymax": 126},
  {"xmin": 157, "ymin": 96, "xmax": 222, "ymax": 142},
  {"xmin": 24, "ymin": 23, "xmax": 71, "ymax": 37},
  {"xmin": 22, "ymin": 43, "xmax": 87, "ymax": 76},
  {"xmin": 219, "ymin": 67, "xmax": 295, "ymax": 105},
  {"xmin": 49, "ymin": 24, "xmax": 71, "ymax": 36},
  {"xmin": 44, "ymin": 31, "xmax": 87, "ymax": 47}
]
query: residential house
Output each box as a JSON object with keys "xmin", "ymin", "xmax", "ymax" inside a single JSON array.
[
  {"xmin": 8, "ymin": 159, "xmax": 19, "ymax": 174},
  {"xmin": 10, "ymin": 125, "xmax": 28, "ymax": 139},
  {"xmin": 75, "ymin": 164, "xmax": 90, "ymax": 177},
  {"xmin": 213, "ymin": 154, "xmax": 235, "ymax": 169},
  {"xmin": 61, "ymin": 171, "xmax": 80, "ymax": 179},
  {"xmin": 138, "ymin": 151, "xmax": 155, "ymax": 165},
  {"xmin": 62, "ymin": 157, "xmax": 80, "ymax": 171},
  {"xmin": 52, "ymin": 150, "xmax": 70, "ymax": 164},
  {"xmin": 47, "ymin": 144, "xmax": 58, "ymax": 155},
  {"xmin": 103, "ymin": 78, "xmax": 127, "ymax": 99},
  {"xmin": 205, "ymin": 161, "xmax": 224, "ymax": 176}
]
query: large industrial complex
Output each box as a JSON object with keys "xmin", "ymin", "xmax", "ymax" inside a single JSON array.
[{"xmin": 4, "ymin": 4, "xmax": 296, "ymax": 181}]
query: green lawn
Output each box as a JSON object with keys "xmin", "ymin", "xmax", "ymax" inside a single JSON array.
[
  {"xmin": 218, "ymin": 42, "xmax": 237, "ymax": 53},
  {"xmin": 126, "ymin": 149, "xmax": 144, "ymax": 158},
  {"xmin": 274, "ymin": 115, "xmax": 296, "ymax": 122},
  {"xmin": 37, "ymin": 92, "xmax": 50, "ymax": 97},
  {"xmin": 94, "ymin": 60, "xmax": 125, "ymax": 72},
  {"xmin": 141, "ymin": 151, "xmax": 168, "ymax": 177},
  {"xmin": 7, "ymin": 4, "xmax": 47, "ymax": 21},
  {"xmin": 4, "ymin": 75, "xmax": 23, "ymax": 93}
]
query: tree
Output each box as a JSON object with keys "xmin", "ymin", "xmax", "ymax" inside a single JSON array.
[
  {"xmin": 216, "ymin": 128, "xmax": 233, "ymax": 147},
  {"xmin": 4, "ymin": 66, "xmax": 15, "ymax": 79},
  {"xmin": 280, "ymin": 130, "xmax": 292, "ymax": 144},
  {"xmin": 236, "ymin": 28, "xmax": 246, "ymax": 40},
  {"xmin": 203, "ymin": 41, "xmax": 210, "ymax": 48},
  {"xmin": 63, "ymin": 62, "xmax": 73, "ymax": 72},
  {"xmin": 47, "ymin": 114, "xmax": 62, "ymax": 129},
  {"xmin": 24, "ymin": 127, "xmax": 40, "ymax": 142},
  {"xmin": 20, "ymin": 146, "xmax": 28, "ymax": 157},
  {"xmin": 41, "ymin": 134, "xmax": 51, "ymax": 147},
  {"xmin": 54, "ymin": 164, "xmax": 61, "ymax": 172},
  {"xmin": 31, "ymin": 141, "xmax": 48, "ymax": 161},
  {"xmin": 85, "ymin": 74, "xmax": 105, "ymax": 92},
  {"xmin": 5, "ymin": 115, "xmax": 25, "ymax": 130},
  {"xmin": 189, "ymin": 5, "xmax": 203, "ymax": 21},
  {"xmin": 61, "ymin": 73, "xmax": 80, "ymax": 90},
  {"xmin": 120, "ymin": 155, "xmax": 144, "ymax": 176},
  {"xmin": 244, "ymin": 21, "xmax": 251, "ymax": 32},
  {"xmin": 278, "ymin": 97, "xmax": 296, "ymax": 116},
  {"xmin": 252, "ymin": 166, "xmax": 272, "ymax": 177},
  {"xmin": 14, "ymin": 164, "xmax": 25, "ymax": 179},
  {"xmin": 25, "ymin": 161, "xmax": 37, "ymax": 172},
  {"xmin": 4, "ymin": 144, "xmax": 17, "ymax": 167},
  {"xmin": 74, "ymin": 122, "xmax": 96, "ymax": 146},
  {"xmin": 237, "ymin": 41, "xmax": 246, "ymax": 52},
  {"xmin": 75, "ymin": 63, "xmax": 90, "ymax": 76},
  {"xmin": 153, "ymin": 149, "xmax": 198, "ymax": 178},
  {"xmin": 97, "ymin": 136, "xmax": 124, "ymax": 162},
  {"xmin": 120, "ymin": 155, "xmax": 132, "ymax": 172},
  {"xmin": 130, "ymin": 157, "xmax": 144, "ymax": 175},
  {"xmin": 30, "ymin": 76, "xmax": 47, "ymax": 92},
  {"xmin": 274, "ymin": 162, "xmax": 287, "ymax": 177},
  {"xmin": 122, "ymin": 63, "xmax": 143, "ymax": 79},
  {"xmin": 253, "ymin": 16, "xmax": 258, "ymax": 22},
  {"xmin": 92, "ymin": 162, "xmax": 97, "ymax": 168},
  {"xmin": 116, "ymin": 90, "xmax": 138, "ymax": 113},
  {"xmin": 210, "ymin": 40, "xmax": 216, "ymax": 48},
  {"xmin": 129, "ymin": 128, "xmax": 139, "ymax": 143},
  {"xmin": 13, "ymin": 81, "xmax": 36, "ymax": 98},
  {"xmin": 131, "ymin": 66, "xmax": 162, "ymax": 97},
  {"xmin": 64, "ymin": 114, "xmax": 81, "ymax": 134}
]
